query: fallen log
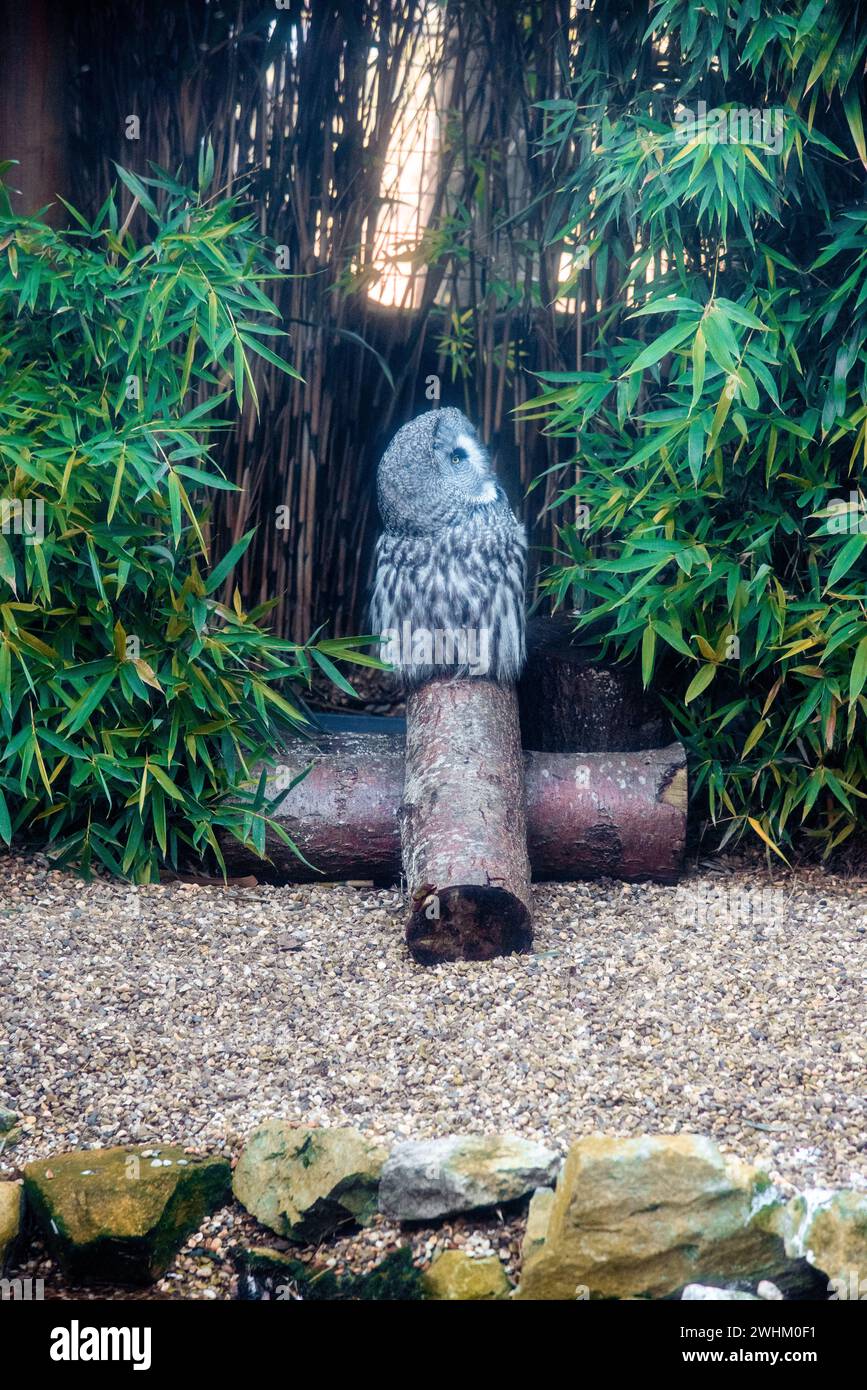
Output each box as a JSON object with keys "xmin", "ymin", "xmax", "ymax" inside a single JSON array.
[
  {"xmin": 218, "ymin": 725, "xmax": 687, "ymax": 888},
  {"xmin": 518, "ymin": 615, "xmax": 669, "ymax": 753},
  {"xmin": 400, "ymin": 678, "xmax": 533, "ymax": 965}
]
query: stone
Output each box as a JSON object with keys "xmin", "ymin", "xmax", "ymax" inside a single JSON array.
[
  {"xmin": 234, "ymin": 1243, "xmax": 423, "ymax": 1300},
  {"xmin": 757, "ymin": 1280, "xmax": 783, "ymax": 1300},
  {"xmin": 521, "ymin": 1186, "xmax": 554, "ymax": 1264},
  {"xmin": 681, "ymin": 1284, "xmax": 760, "ymax": 1301},
  {"xmin": 773, "ymin": 1189, "xmax": 867, "ymax": 1296},
  {"xmin": 23, "ymin": 1146, "xmax": 231, "ymax": 1285},
  {"xmin": 0, "ymin": 1107, "xmax": 20, "ymax": 1150},
  {"xmin": 379, "ymin": 1135, "xmax": 560, "ymax": 1220},
  {"xmin": 0, "ymin": 1181, "xmax": 22, "ymax": 1272},
  {"xmin": 423, "ymin": 1249, "xmax": 511, "ymax": 1300},
  {"xmin": 233, "ymin": 1244, "xmax": 297, "ymax": 1300},
  {"xmin": 233, "ymin": 1122, "xmax": 387, "ymax": 1243},
  {"xmin": 517, "ymin": 1134, "xmax": 796, "ymax": 1300},
  {"xmin": 237, "ymin": 1244, "xmax": 297, "ymax": 1273}
]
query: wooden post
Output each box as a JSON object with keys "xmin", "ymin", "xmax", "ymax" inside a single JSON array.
[{"xmin": 399, "ymin": 679, "xmax": 533, "ymax": 965}]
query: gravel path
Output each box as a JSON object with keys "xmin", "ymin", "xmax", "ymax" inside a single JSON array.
[{"xmin": 2, "ymin": 850, "xmax": 865, "ymax": 1202}]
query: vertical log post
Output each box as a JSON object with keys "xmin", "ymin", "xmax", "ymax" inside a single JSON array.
[{"xmin": 400, "ymin": 679, "xmax": 533, "ymax": 965}]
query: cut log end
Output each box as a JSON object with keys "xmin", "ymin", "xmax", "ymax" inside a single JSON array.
[
  {"xmin": 406, "ymin": 885, "xmax": 533, "ymax": 965},
  {"xmin": 659, "ymin": 764, "xmax": 688, "ymax": 814}
]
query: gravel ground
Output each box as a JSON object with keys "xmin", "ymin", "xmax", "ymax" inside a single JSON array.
[{"xmin": 2, "ymin": 848, "xmax": 866, "ymax": 1295}]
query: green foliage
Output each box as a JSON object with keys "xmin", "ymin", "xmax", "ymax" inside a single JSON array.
[
  {"xmin": 0, "ymin": 157, "xmax": 376, "ymax": 880},
  {"xmin": 530, "ymin": 0, "xmax": 867, "ymax": 859}
]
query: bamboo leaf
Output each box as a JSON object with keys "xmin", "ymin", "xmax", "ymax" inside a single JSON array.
[{"xmin": 685, "ymin": 663, "xmax": 717, "ymax": 704}]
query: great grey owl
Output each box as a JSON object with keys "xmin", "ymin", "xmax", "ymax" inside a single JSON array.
[{"xmin": 369, "ymin": 407, "xmax": 526, "ymax": 685}]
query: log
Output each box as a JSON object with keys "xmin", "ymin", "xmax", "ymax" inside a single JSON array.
[
  {"xmin": 525, "ymin": 745, "xmax": 687, "ymax": 881},
  {"xmin": 401, "ymin": 679, "xmax": 533, "ymax": 965},
  {"xmin": 518, "ymin": 615, "xmax": 669, "ymax": 752},
  {"xmin": 218, "ymin": 726, "xmax": 688, "ymax": 888}
]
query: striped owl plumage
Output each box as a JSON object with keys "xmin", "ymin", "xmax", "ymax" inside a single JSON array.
[{"xmin": 370, "ymin": 408, "xmax": 526, "ymax": 685}]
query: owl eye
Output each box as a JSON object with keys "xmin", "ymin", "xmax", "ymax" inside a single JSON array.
[{"xmin": 450, "ymin": 448, "xmax": 467, "ymax": 466}]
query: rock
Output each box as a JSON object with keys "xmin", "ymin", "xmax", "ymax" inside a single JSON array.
[
  {"xmin": 0, "ymin": 1107, "xmax": 20, "ymax": 1150},
  {"xmin": 0, "ymin": 1181, "xmax": 22, "ymax": 1272},
  {"xmin": 379, "ymin": 1135, "xmax": 560, "ymax": 1220},
  {"xmin": 757, "ymin": 1280, "xmax": 783, "ymax": 1300},
  {"xmin": 233, "ymin": 1244, "xmax": 298, "ymax": 1300},
  {"xmin": 517, "ymin": 1134, "xmax": 799, "ymax": 1300},
  {"xmin": 23, "ymin": 1146, "xmax": 231, "ymax": 1284},
  {"xmin": 521, "ymin": 1186, "xmax": 555, "ymax": 1264},
  {"xmin": 681, "ymin": 1284, "xmax": 760, "ymax": 1301},
  {"xmin": 233, "ymin": 1122, "xmax": 387, "ymax": 1243},
  {"xmin": 236, "ymin": 1244, "xmax": 297, "ymax": 1273},
  {"xmin": 423, "ymin": 1250, "xmax": 511, "ymax": 1300},
  {"xmin": 234, "ymin": 1243, "xmax": 423, "ymax": 1300},
  {"xmin": 774, "ymin": 1189, "xmax": 867, "ymax": 1296}
]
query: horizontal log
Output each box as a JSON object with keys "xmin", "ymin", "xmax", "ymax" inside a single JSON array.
[{"xmin": 219, "ymin": 727, "xmax": 687, "ymax": 886}]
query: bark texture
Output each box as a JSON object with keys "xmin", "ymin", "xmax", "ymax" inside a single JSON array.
[
  {"xmin": 518, "ymin": 615, "xmax": 669, "ymax": 752},
  {"xmin": 400, "ymin": 679, "xmax": 533, "ymax": 964},
  {"xmin": 219, "ymin": 730, "xmax": 687, "ymax": 888},
  {"xmin": 525, "ymin": 744, "xmax": 687, "ymax": 883}
]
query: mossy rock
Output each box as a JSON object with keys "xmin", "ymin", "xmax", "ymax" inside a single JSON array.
[
  {"xmin": 517, "ymin": 1134, "xmax": 806, "ymax": 1300},
  {"xmin": 23, "ymin": 1145, "xmax": 231, "ymax": 1285},
  {"xmin": 423, "ymin": 1250, "xmax": 511, "ymax": 1300},
  {"xmin": 234, "ymin": 1243, "xmax": 424, "ymax": 1301},
  {"xmin": 521, "ymin": 1186, "xmax": 554, "ymax": 1265},
  {"xmin": 0, "ymin": 1108, "xmax": 20, "ymax": 1151},
  {"xmin": 0, "ymin": 1182, "xmax": 22, "ymax": 1273},
  {"xmin": 233, "ymin": 1122, "xmax": 387, "ymax": 1244},
  {"xmin": 772, "ymin": 1190, "xmax": 867, "ymax": 1294}
]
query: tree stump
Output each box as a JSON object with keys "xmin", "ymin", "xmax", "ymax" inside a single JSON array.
[{"xmin": 518, "ymin": 615, "xmax": 669, "ymax": 752}]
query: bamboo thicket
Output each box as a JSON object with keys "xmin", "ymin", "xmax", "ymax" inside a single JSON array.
[{"xmin": 64, "ymin": 0, "xmax": 589, "ymax": 637}]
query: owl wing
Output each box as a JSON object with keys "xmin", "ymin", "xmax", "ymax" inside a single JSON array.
[
  {"xmin": 369, "ymin": 531, "xmax": 407, "ymax": 638},
  {"xmin": 462, "ymin": 512, "xmax": 526, "ymax": 681}
]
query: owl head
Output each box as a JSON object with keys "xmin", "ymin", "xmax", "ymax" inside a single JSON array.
[{"xmin": 376, "ymin": 407, "xmax": 502, "ymax": 533}]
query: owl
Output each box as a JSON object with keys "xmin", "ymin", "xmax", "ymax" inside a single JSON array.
[{"xmin": 369, "ymin": 407, "xmax": 526, "ymax": 685}]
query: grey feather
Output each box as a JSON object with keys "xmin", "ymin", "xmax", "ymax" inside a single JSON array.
[{"xmin": 370, "ymin": 408, "xmax": 526, "ymax": 685}]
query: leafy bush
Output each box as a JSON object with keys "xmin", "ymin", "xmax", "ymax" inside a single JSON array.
[
  {"xmin": 531, "ymin": 0, "xmax": 867, "ymax": 860},
  {"xmin": 0, "ymin": 156, "xmax": 373, "ymax": 880}
]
